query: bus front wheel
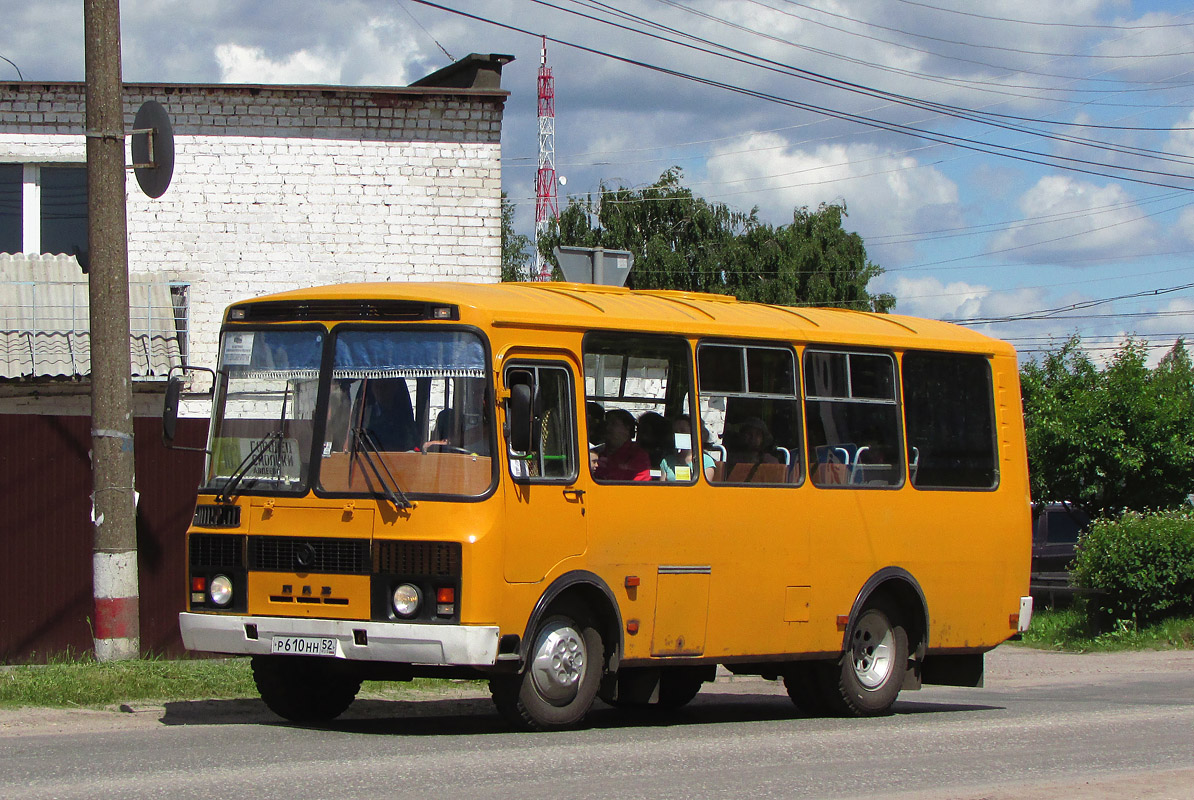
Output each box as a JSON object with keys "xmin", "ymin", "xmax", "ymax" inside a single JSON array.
[
  {"xmin": 824, "ymin": 605, "xmax": 908, "ymax": 717},
  {"xmin": 490, "ymin": 610, "xmax": 603, "ymax": 731},
  {"xmin": 251, "ymin": 655, "xmax": 361, "ymax": 724}
]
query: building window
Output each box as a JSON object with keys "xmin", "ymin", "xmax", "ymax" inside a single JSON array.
[
  {"xmin": 0, "ymin": 164, "xmax": 20, "ymax": 253},
  {"xmin": 0, "ymin": 163, "xmax": 88, "ymax": 267}
]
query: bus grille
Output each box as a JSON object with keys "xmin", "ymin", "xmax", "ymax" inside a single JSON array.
[
  {"xmin": 249, "ymin": 537, "xmax": 371, "ymax": 575},
  {"xmin": 193, "ymin": 504, "xmax": 241, "ymax": 528},
  {"xmin": 374, "ymin": 540, "xmax": 461, "ymax": 577},
  {"xmin": 190, "ymin": 533, "xmax": 245, "ymax": 568}
]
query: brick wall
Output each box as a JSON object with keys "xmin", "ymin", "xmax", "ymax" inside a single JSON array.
[{"xmin": 0, "ymin": 83, "xmax": 506, "ymax": 397}]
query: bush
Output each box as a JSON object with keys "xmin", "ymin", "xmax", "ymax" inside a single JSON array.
[{"xmin": 1071, "ymin": 509, "xmax": 1194, "ymax": 626}]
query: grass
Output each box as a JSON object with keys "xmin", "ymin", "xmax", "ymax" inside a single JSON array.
[
  {"xmin": 1020, "ymin": 607, "xmax": 1194, "ymax": 652},
  {"xmin": 0, "ymin": 655, "xmax": 483, "ymax": 710},
  {"xmin": 7, "ymin": 609, "xmax": 1194, "ymax": 708}
]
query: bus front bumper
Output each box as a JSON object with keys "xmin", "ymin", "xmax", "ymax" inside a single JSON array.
[{"xmin": 179, "ymin": 612, "xmax": 501, "ymax": 666}]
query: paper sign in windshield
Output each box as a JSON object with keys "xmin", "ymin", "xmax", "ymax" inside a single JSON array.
[
  {"xmin": 213, "ymin": 436, "xmax": 301, "ymax": 482},
  {"xmin": 223, "ymin": 332, "xmax": 255, "ymax": 366}
]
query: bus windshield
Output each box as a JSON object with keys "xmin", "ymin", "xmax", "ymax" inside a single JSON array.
[
  {"xmin": 204, "ymin": 328, "xmax": 324, "ymax": 496},
  {"xmin": 318, "ymin": 328, "xmax": 494, "ymax": 498}
]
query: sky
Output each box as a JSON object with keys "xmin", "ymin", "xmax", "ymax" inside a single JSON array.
[{"xmin": 3, "ymin": 0, "xmax": 1193, "ymax": 364}]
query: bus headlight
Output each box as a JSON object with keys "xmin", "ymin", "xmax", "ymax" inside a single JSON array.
[
  {"xmin": 209, "ymin": 574, "xmax": 234, "ymax": 607},
  {"xmin": 392, "ymin": 584, "xmax": 421, "ymax": 618}
]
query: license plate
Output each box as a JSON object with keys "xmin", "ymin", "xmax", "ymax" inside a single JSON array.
[{"xmin": 271, "ymin": 635, "xmax": 338, "ymax": 657}]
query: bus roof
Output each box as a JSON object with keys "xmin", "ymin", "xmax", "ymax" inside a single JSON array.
[{"xmin": 234, "ymin": 281, "xmax": 1014, "ymax": 357}]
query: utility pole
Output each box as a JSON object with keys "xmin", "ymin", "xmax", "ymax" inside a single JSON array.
[{"xmin": 84, "ymin": 0, "xmax": 140, "ymax": 661}]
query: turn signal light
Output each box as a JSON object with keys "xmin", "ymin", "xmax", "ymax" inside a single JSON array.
[
  {"xmin": 437, "ymin": 587, "xmax": 455, "ymax": 603},
  {"xmin": 192, "ymin": 577, "xmax": 206, "ymax": 592}
]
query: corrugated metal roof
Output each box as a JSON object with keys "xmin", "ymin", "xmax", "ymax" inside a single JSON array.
[
  {"xmin": 0, "ymin": 253, "xmax": 182, "ymax": 380},
  {"xmin": 235, "ymin": 281, "xmax": 1013, "ymax": 357}
]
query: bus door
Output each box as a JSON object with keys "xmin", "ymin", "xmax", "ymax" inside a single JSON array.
[{"xmin": 501, "ymin": 358, "xmax": 587, "ymax": 583}]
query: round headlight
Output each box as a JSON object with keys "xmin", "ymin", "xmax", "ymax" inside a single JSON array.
[
  {"xmin": 392, "ymin": 583, "xmax": 421, "ymax": 618},
  {"xmin": 209, "ymin": 574, "xmax": 233, "ymax": 607}
]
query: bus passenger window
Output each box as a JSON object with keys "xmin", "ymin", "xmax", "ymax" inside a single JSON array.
[
  {"xmin": 697, "ymin": 343, "xmax": 802, "ymax": 486},
  {"xmin": 902, "ymin": 351, "xmax": 997, "ymax": 489},
  {"xmin": 804, "ymin": 350, "xmax": 902, "ymax": 488},
  {"xmin": 504, "ymin": 365, "xmax": 577, "ymax": 482},
  {"xmin": 583, "ymin": 333, "xmax": 694, "ymax": 484}
]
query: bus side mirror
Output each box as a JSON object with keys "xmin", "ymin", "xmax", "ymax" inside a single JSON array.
[
  {"xmin": 162, "ymin": 364, "xmax": 217, "ymax": 453},
  {"xmin": 163, "ymin": 375, "xmax": 182, "ymax": 444},
  {"xmin": 508, "ymin": 383, "xmax": 533, "ymax": 452}
]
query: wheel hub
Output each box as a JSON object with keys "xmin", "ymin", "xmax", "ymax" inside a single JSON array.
[
  {"xmin": 530, "ymin": 622, "xmax": 586, "ymax": 704},
  {"xmin": 851, "ymin": 612, "xmax": 895, "ymax": 690}
]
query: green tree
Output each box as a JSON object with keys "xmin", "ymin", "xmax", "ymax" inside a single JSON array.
[
  {"xmin": 501, "ymin": 192, "xmax": 533, "ymax": 282},
  {"xmin": 1021, "ymin": 336, "xmax": 1194, "ymax": 515},
  {"xmin": 539, "ymin": 168, "xmax": 894, "ymax": 311}
]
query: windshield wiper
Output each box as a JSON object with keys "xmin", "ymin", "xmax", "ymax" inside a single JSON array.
[
  {"xmin": 350, "ymin": 426, "xmax": 415, "ymax": 511},
  {"xmin": 217, "ymin": 431, "xmax": 284, "ymax": 504}
]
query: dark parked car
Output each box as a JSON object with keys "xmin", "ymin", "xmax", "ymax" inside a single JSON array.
[{"xmin": 1031, "ymin": 501, "xmax": 1091, "ymax": 605}]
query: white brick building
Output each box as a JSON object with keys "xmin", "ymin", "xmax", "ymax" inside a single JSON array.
[{"xmin": 0, "ymin": 53, "xmax": 511, "ymax": 414}]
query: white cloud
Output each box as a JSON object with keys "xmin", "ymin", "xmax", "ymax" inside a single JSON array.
[
  {"xmin": 991, "ymin": 176, "xmax": 1158, "ymax": 262},
  {"xmin": 1177, "ymin": 207, "xmax": 1194, "ymax": 245},
  {"xmin": 1167, "ymin": 110, "xmax": 1194, "ymax": 159},
  {"xmin": 704, "ymin": 133, "xmax": 959, "ymax": 239},
  {"xmin": 880, "ymin": 274, "xmax": 1047, "ymax": 324},
  {"xmin": 215, "ymin": 44, "xmax": 341, "ymax": 85}
]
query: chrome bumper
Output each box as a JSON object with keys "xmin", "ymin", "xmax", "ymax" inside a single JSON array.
[{"xmin": 179, "ymin": 612, "xmax": 501, "ymax": 666}]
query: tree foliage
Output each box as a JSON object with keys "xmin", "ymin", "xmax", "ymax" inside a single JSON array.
[
  {"xmin": 501, "ymin": 192, "xmax": 533, "ymax": 282},
  {"xmin": 1021, "ymin": 336, "xmax": 1194, "ymax": 515},
  {"xmin": 537, "ymin": 168, "xmax": 894, "ymax": 311}
]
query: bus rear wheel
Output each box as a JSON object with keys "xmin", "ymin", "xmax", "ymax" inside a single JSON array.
[
  {"xmin": 490, "ymin": 610, "xmax": 603, "ymax": 731},
  {"xmin": 251, "ymin": 655, "xmax": 361, "ymax": 724},
  {"xmin": 823, "ymin": 605, "xmax": 908, "ymax": 717}
]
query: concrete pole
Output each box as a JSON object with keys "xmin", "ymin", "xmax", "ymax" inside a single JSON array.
[{"xmin": 85, "ymin": 0, "xmax": 140, "ymax": 661}]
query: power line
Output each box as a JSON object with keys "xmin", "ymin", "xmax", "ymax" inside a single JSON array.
[
  {"xmin": 0, "ymin": 52, "xmax": 23, "ymax": 81},
  {"xmin": 950, "ymin": 283, "xmax": 1194, "ymax": 324},
  {"xmin": 761, "ymin": 0, "xmax": 1194, "ymax": 60},
  {"xmin": 420, "ymin": 0, "xmax": 1194, "ymax": 191},
  {"xmin": 888, "ymin": 0, "xmax": 1194, "ymax": 32}
]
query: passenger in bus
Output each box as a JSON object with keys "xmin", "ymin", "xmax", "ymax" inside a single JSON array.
[
  {"xmin": 586, "ymin": 401, "xmax": 605, "ymax": 447},
  {"xmin": 660, "ymin": 414, "xmax": 716, "ymax": 482},
  {"xmin": 362, "ymin": 378, "xmax": 416, "ymax": 452},
  {"xmin": 424, "ymin": 406, "xmax": 491, "ymax": 456},
  {"xmin": 594, "ymin": 408, "xmax": 651, "ymax": 481},
  {"xmin": 635, "ymin": 411, "xmax": 672, "ymax": 472},
  {"xmin": 730, "ymin": 417, "xmax": 779, "ymax": 464},
  {"xmin": 723, "ymin": 417, "xmax": 780, "ymax": 482}
]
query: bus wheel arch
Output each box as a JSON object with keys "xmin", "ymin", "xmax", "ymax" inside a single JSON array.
[
  {"xmin": 820, "ymin": 568, "xmax": 929, "ymax": 717},
  {"xmin": 490, "ymin": 571, "xmax": 622, "ymax": 731},
  {"xmin": 845, "ymin": 567, "xmax": 929, "ymax": 665},
  {"xmin": 520, "ymin": 571, "xmax": 623, "ymax": 674}
]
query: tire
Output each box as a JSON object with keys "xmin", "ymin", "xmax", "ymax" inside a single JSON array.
[
  {"xmin": 783, "ymin": 662, "xmax": 831, "ymax": 716},
  {"xmin": 490, "ymin": 610, "xmax": 603, "ymax": 731},
  {"xmin": 656, "ymin": 671, "xmax": 704, "ymax": 710},
  {"xmin": 822, "ymin": 605, "xmax": 908, "ymax": 717},
  {"xmin": 598, "ymin": 668, "xmax": 704, "ymax": 711},
  {"xmin": 251, "ymin": 655, "xmax": 361, "ymax": 724}
]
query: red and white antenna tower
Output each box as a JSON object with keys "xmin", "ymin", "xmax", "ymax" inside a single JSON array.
[{"xmin": 534, "ymin": 36, "xmax": 558, "ymax": 281}]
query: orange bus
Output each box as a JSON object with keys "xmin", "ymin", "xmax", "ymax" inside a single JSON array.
[{"xmin": 167, "ymin": 281, "xmax": 1033, "ymax": 730}]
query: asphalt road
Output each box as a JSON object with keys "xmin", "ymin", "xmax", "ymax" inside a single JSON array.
[{"xmin": 1, "ymin": 646, "xmax": 1192, "ymax": 800}]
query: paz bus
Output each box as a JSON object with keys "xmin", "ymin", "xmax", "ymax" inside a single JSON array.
[{"xmin": 166, "ymin": 281, "xmax": 1033, "ymax": 730}]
